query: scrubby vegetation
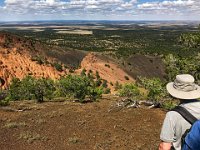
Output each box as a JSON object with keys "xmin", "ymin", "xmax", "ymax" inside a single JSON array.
[
  {"xmin": 1, "ymin": 69, "xmax": 111, "ymax": 104},
  {"xmin": 118, "ymin": 83, "xmax": 140, "ymax": 99},
  {"xmin": 3, "ymin": 23, "xmax": 199, "ymax": 58}
]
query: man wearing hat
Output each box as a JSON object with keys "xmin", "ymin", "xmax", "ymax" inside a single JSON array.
[{"xmin": 159, "ymin": 74, "xmax": 200, "ymax": 150}]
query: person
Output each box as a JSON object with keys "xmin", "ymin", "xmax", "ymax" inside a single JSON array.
[{"xmin": 159, "ymin": 74, "xmax": 200, "ymax": 150}]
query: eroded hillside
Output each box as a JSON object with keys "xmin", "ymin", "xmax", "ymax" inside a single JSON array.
[
  {"xmin": 0, "ymin": 33, "xmax": 68, "ymax": 87},
  {"xmin": 0, "ymin": 32, "xmax": 135, "ymax": 91},
  {"xmin": 76, "ymin": 53, "xmax": 135, "ymax": 92}
]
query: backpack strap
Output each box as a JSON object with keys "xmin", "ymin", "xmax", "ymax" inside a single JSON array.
[{"xmin": 171, "ymin": 106, "xmax": 198, "ymax": 125}]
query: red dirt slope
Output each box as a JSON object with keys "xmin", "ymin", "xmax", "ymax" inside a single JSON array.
[
  {"xmin": 76, "ymin": 53, "xmax": 135, "ymax": 92},
  {"xmin": 0, "ymin": 32, "xmax": 66, "ymax": 87}
]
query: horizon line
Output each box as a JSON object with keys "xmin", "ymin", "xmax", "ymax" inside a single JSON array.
[{"xmin": 0, "ymin": 19, "xmax": 200, "ymax": 23}]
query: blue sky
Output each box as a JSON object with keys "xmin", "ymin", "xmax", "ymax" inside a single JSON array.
[{"xmin": 0, "ymin": 0, "xmax": 199, "ymax": 21}]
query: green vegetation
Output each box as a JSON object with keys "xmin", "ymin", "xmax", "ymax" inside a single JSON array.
[
  {"xmin": 0, "ymin": 89, "xmax": 9, "ymax": 106},
  {"xmin": 4, "ymin": 122, "xmax": 27, "ymax": 128},
  {"xmin": 4, "ymin": 24, "xmax": 200, "ymax": 58},
  {"xmin": 164, "ymin": 53, "xmax": 200, "ymax": 83},
  {"xmin": 118, "ymin": 83, "xmax": 140, "ymax": 99},
  {"xmin": 1, "ymin": 23, "xmax": 200, "ymax": 109},
  {"xmin": 3, "ymin": 69, "xmax": 110, "ymax": 104},
  {"xmin": 7, "ymin": 76, "xmax": 55, "ymax": 103},
  {"xmin": 137, "ymin": 77, "xmax": 167, "ymax": 102},
  {"xmin": 53, "ymin": 62, "xmax": 63, "ymax": 72},
  {"xmin": 19, "ymin": 131, "xmax": 48, "ymax": 143}
]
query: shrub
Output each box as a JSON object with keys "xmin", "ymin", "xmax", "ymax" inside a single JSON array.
[
  {"xmin": 8, "ymin": 78, "xmax": 23, "ymax": 101},
  {"xmin": 8, "ymin": 76, "xmax": 55, "ymax": 102},
  {"xmin": 114, "ymin": 81, "xmax": 122, "ymax": 91},
  {"xmin": 104, "ymin": 88, "xmax": 111, "ymax": 94},
  {"xmin": 95, "ymin": 78, "xmax": 102, "ymax": 87},
  {"xmin": 20, "ymin": 76, "xmax": 35, "ymax": 100},
  {"xmin": 31, "ymin": 56, "xmax": 44, "ymax": 65},
  {"xmin": 110, "ymin": 82, "xmax": 113, "ymax": 86},
  {"xmin": 0, "ymin": 90, "xmax": 9, "ymax": 106},
  {"xmin": 88, "ymin": 86, "xmax": 103, "ymax": 101},
  {"xmin": 118, "ymin": 83, "xmax": 140, "ymax": 98},
  {"xmin": 59, "ymin": 75, "xmax": 90, "ymax": 102},
  {"xmin": 53, "ymin": 62, "xmax": 63, "ymax": 72},
  {"xmin": 124, "ymin": 76, "xmax": 129, "ymax": 80},
  {"xmin": 102, "ymin": 80, "xmax": 108, "ymax": 88},
  {"xmin": 162, "ymin": 100, "xmax": 177, "ymax": 110},
  {"xmin": 33, "ymin": 78, "xmax": 55, "ymax": 102},
  {"xmin": 138, "ymin": 77, "xmax": 167, "ymax": 102},
  {"xmin": 105, "ymin": 64, "xmax": 110, "ymax": 68},
  {"xmin": 81, "ymin": 68, "xmax": 86, "ymax": 76},
  {"xmin": 95, "ymin": 71, "xmax": 100, "ymax": 79}
]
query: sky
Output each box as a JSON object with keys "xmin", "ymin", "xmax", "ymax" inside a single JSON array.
[{"xmin": 0, "ymin": 0, "xmax": 199, "ymax": 21}]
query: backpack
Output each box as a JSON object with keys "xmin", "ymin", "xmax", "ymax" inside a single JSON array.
[{"xmin": 171, "ymin": 106, "xmax": 200, "ymax": 150}]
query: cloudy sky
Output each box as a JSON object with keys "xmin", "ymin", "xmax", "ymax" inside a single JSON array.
[{"xmin": 0, "ymin": 0, "xmax": 199, "ymax": 21}]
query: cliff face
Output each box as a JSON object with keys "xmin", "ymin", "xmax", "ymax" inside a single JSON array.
[{"xmin": 0, "ymin": 32, "xmax": 65, "ymax": 88}]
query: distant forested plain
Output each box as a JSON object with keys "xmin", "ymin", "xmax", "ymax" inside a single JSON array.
[{"xmin": 0, "ymin": 22, "xmax": 199, "ymax": 57}]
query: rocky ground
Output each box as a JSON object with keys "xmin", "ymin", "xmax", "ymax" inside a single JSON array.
[{"xmin": 0, "ymin": 95, "xmax": 166, "ymax": 150}]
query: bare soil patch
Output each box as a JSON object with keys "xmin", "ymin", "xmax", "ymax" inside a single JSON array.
[
  {"xmin": 56, "ymin": 30, "xmax": 93, "ymax": 35},
  {"xmin": 0, "ymin": 95, "xmax": 165, "ymax": 150}
]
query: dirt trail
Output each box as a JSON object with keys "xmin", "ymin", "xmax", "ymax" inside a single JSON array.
[{"xmin": 0, "ymin": 95, "xmax": 165, "ymax": 150}]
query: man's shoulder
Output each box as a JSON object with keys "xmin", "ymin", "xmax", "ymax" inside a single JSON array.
[{"xmin": 166, "ymin": 110, "xmax": 182, "ymax": 119}]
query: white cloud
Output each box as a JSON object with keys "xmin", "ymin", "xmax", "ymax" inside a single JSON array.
[
  {"xmin": 0, "ymin": 0, "xmax": 200, "ymax": 20},
  {"xmin": 138, "ymin": 0, "xmax": 195, "ymax": 9}
]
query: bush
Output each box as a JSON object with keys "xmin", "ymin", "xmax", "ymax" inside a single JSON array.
[
  {"xmin": 8, "ymin": 76, "xmax": 56, "ymax": 102},
  {"xmin": 81, "ymin": 68, "xmax": 86, "ymax": 76},
  {"xmin": 59, "ymin": 75, "xmax": 90, "ymax": 102},
  {"xmin": 138, "ymin": 77, "xmax": 167, "ymax": 102},
  {"xmin": 0, "ymin": 90, "xmax": 9, "ymax": 106},
  {"xmin": 102, "ymin": 80, "xmax": 108, "ymax": 88},
  {"xmin": 104, "ymin": 88, "xmax": 111, "ymax": 94},
  {"xmin": 7, "ymin": 74, "xmax": 105, "ymax": 103},
  {"xmin": 53, "ymin": 62, "xmax": 63, "ymax": 72},
  {"xmin": 88, "ymin": 86, "xmax": 103, "ymax": 101},
  {"xmin": 8, "ymin": 78, "xmax": 24, "ymax": 101},
  {"xmin": 162, "ymin": 100, "xmax": 177, "ymax": 110},
  {"xmin": 31, "ymin": 56, "xmax": 45, "ymax": 65},
  {"xmin": 20, "ymin": 76, "xmax": 35, "ymax": 100},
  {"xmin": 114, "ymin": 81, "xmax": 122, "ymax": 91},
  {"xmin": 33, "ymin": 78, "xmax": 56, "ymax": 102},
  {"xmin": 118, "ymin": 83, "xmax": 140, "ymax": 98},
  {"xmin": 105, "ymin": 64, "xmax": 110, "ymax": 68},
  {"xmin": 124, "ymin": 76, "xmax": 129, "ymax": 80}
]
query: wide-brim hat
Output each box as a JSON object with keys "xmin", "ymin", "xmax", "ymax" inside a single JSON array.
[{"xmin": 166, "ymin": 74, "xmax": 200, "ymax": 99}]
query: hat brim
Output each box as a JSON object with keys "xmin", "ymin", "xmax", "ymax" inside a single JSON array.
[{"xmin": 166, "ymin": 82, "xmax": 200, "ymax": 99}]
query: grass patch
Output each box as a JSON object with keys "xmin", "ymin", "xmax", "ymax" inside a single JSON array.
[
  {"xmin": 19, "ymin": 131, "xmax": 48, "ymax": 143},
  {"xmin": 35, "ymin": 118, "xmax": 46, "ymax": 124},
  {"xmin": 68, "ymin": 137, "xmax": 81, "ymax": 144},
  {"xmin": 4, "ymin": 122, "xmax": 27, "ymax": 128}
]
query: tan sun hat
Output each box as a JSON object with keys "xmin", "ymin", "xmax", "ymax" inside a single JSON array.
[{"xmin": 166, "ymin": 74, "xmax": 200, "ymax": 99}]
